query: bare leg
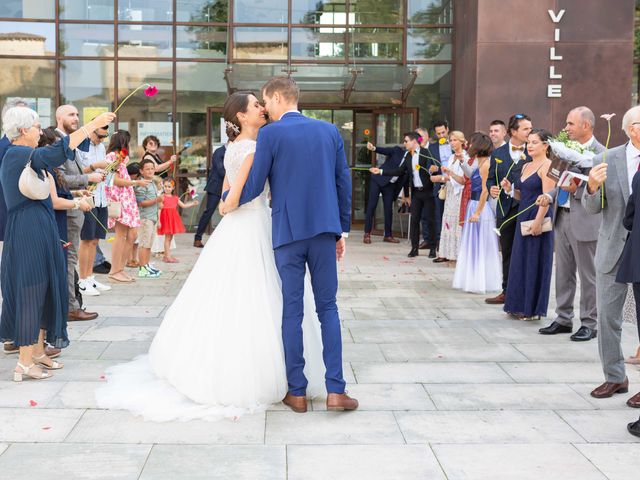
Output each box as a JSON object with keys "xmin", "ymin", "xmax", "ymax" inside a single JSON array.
[{"xmin": 109, "ymin": 222, "xmax": 130, "ymax": 281}]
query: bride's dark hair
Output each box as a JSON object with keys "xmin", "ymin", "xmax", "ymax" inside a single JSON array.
[{"xmin": 223, "ymin": 91, "xmax": 255, "ymax": 141}]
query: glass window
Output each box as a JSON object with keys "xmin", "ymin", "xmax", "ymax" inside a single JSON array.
[
  {"xmin": 291, "ymin": 28, "xmax": 345, "ymax": 60},
  {"xmin": 176, "ymin": 0, "xmax": 228, "ymax": 22},
  {"xmin": 349, "ymin": 28, "xmax": 402, "ymax": 61},
  {"xmin": 59, "ymin": 24, "xmax": 114, "ymax": 57},
  {"xmin": 117, "ymin": 0, "xmax": 173, "ymax": 22},
  {"xmin": 0, "ymin": 22, "xmax": 55, "ymax": 56},
  {"xmin": 408, "ymin": 0, "xmax": 453, "ymax": 24},
  {"xmin": 60, "ymin": 60, "xmax": 115, "ymax": 124},
  {"xmin": 176, "ymin": 26, "xmax": 227, "ymax": 59},
  {"xmin": 407, "ymin": 28, "xmax": 452, "ymax": 61},
  {"xmin": 350, "ymin": 0, "xmax": 402, "ymax": 25},
  {"xmin": 0, "ymin": 59, "xmax": 56, "ymax": 130},
  {"xmin": 2, "ymin": 0, "xmax": 55, "ymax": 19},
  {"xmin": 59, "ymin": 0, "xmax": 114, "ymax": 20},
  {"xmin": 633, "ymin": 64, "xmax": 639, "ymax": 106},
  {"xmin": 118, "ymin": 25, "xmax": 173, "ymax": 58},
  {"xmin": 292, "ymin": 0, "xmax": 346, "ymax": 25},
  {"xmin": 234, "ymin": 0, "xmax": 287, "ymax": 23},
  {"xmin": 117, "ymin": 60, "xmax": 174, "ymax": 157},
  {"xmin": 407, "ymin": 64, "xmax": 452, "ymax": 128},
  {"xmin": 233, "ymin": 27, "xmax": 287, "ymax": 60}
]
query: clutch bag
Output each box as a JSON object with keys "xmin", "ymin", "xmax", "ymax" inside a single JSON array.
[{"xmin": 520, "ymin": 217, "xmax": 552, "ymax": 236}]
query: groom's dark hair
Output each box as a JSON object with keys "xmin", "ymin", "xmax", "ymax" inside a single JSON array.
[{"xmin": 262, "ymin": 77, "xmax": 299, "ymax": 103}]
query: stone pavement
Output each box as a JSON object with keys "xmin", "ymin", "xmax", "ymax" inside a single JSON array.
[{"xmin": 1, "ymin": 232, "xmax": 640, "ymax": 479}]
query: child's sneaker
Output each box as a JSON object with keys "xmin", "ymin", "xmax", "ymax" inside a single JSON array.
[
  {"xmin": 147, "ymin": 263, "xmax": 162, "ymax": 274},
  {"xmin": 138, "ymin": 265, "xmax": 161, "ymax": 278}
]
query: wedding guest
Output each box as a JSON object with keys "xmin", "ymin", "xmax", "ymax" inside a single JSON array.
[
  {"xmin": 194, "ymin": 143, "xmax": 226, "ymax": 248},
  {"xmin": 106, "ymin": 131, "xmax": 148, "ymax": 283},
  {"xmin": 501, "ymin": 129, "xmax": 555, "ymax": 320},
  {"xmin": 370, "ymin": 132, "xmax": 437, "ymax": 257},
  {"xmin": 362, "ymin": 140, "xmax": 406, "ymax": 244},
  {"xmin": 125, "ymin": 162, "xmax": 142, "ymax": 268},
  {"xmin": 0, "ymin": 107, "xmax": 115, "ymax": 380},
  {"xmin": 416, "ymin": 126, "xmax": 434, "ymax": 250},
  {"xmin": 582, "ymin": 106, "xmax": 640, "ymax": 413},
  {"xmin": 135, "ymin": 159, "xmax": 163, "ymax": 278},
  {"xmin": 55, "ymin": 105, "xmax": 104, "ymax": 321},
  {"xmin": 426, "ymin": 120, "xmax": 452, "ymax": 257},
  {"xmin": 141, "ymin": 135, "xmax": 176, "ymax": 177},
  {"xmin": 157, "ymin": 177, "xmax": 199, "ymax": 263},
  {"xmin": 78, "ymin": 124, "xmax": 111, "ymax": 297},
  {"xmin": 453, "ymin": 133, "xmax": 502, "ymax": 293},
  {"xmin": 485, "ymin": 113, "xmax": 532, "ymax": 304},
  {"xmin": 432, "ymin": 131, "xmax": 467, "ymax": 263},
  {"xmin": 538, "ymin": 106, "xmax": 604, "ymax": 341},
  {"xmin": 489, "ymin": 120, "xmax": 507, "ymax": 149}
]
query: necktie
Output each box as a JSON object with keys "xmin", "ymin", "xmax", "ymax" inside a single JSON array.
[
  {"xmin": 409, "ymin": 149, "xmax": 415, "ymax": 157},
  {"xmin": 511, "ymin": 145, "xmax": 524, "ymax": 152}
]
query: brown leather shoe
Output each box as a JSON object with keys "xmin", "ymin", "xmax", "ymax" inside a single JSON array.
[
  {"xmin": 591, "ymin": 378, "xmax": 629, "ymax": 398},
  {"xmin": 485, "ymin": 293, "xmax": 505, "ymax": 305},
  {"xmin": 627, "ymin": 391, "xmax": 640, "ymax": 408},
  {"xmin": 383, "ymin": 236, "xmax": 399, "ymax": 244},
  {"xmin": 282, "ymin": 393, "xmax": 307, "ymax": 413},
  {"xmin": 3, "ymin": 342, "xmax": 18, "ymax": 354},
  {"xmin": 326, "ymin": 392, "xmax": 359, "ymax": 411},
  {"xmin": 68, "ymin": 309, "xmax": 99, "ymax": 322},
  {"xmin": 418, "ymin": 241, "xmax": 429, "ymax": 250},
  {"xmin": 193, "ymin": 239, "xmax": 204, "ymax": 248},
  {"xmin": 45, "ymin": 346, "xmax": 61, "ymax": 359},
  {"xmin": 363, "ymin": 233, "xmax": 372, "ymax": 244}
]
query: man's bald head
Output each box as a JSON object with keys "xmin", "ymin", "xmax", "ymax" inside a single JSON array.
[{"xmin": 56, "ymin": 104, "xmax": 79, "ymax": 134}]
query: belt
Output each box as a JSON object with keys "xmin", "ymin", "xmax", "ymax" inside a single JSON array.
[
  {"xmin": 558, "ymin": 206, "xmax": 570, "ymax": 213},
  {"xmin": 413, "ymin": 186, "xmax": 425, "ymax": 191}
]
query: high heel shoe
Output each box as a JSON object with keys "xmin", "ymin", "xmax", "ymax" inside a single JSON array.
[
  {"xmin": 33, "ymin": 353, "xmax": 64, "ymax": 370},
  {"xmin": 13, "ymin": 362, "xmax": 52, "ymax": 382}
]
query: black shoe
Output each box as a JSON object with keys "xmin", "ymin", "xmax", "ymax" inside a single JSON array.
[
  {"xmin": 92, "ymin": 262, "xmax": 110, "ymax": 275},
  {"xmin": 408, "ymin": 248, "xmax": 419, "ymax": 258},
  {"xmin": 570, "ymin": 326, "xmax": 597, "ymax": 342},
  {"xmin": 418, "ymin": 241, "xmax": 429, "ymax": 250},
  {"xmin": 428, "ymin": 248, "xmax": 436, "ymax": 258},
  {"xmin": 627, "ymin": 418, "xmax": 640, "ymax": 437},
  {"xmin": 538, "ymin": 321, "xmax": 572, "ymax": 335}
]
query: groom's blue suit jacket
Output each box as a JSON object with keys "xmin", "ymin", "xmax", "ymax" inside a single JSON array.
[{"xmin": 238, "ymin": 112, "xmax": 352, "ymax": 249}]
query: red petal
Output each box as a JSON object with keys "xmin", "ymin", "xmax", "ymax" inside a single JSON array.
[
  {"xmin": 29, "ymin": 400, "xmax": 37, "ymax": 407},
  {"xmin": 100, "ymin": 375, "xmax": 106, "ymax": 380},
  {"xmin": 42, "ymin": 426, "xmax": 51, "ymax": 430},
  {"xmin": 382, "ymin": 256, "xmax": 389, "ymax": 261},
  {"xmin": 144, "ymin": 85, "xmax": 158, "ymax": 97}
]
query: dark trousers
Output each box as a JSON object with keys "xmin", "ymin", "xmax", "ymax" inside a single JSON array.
[
  {"xmin": 364, "ymin": 181, "xmax": 397, "ymax": 237},
  {"xmin": 411, "ymin": 188, "xmax": 436, "ymax": 250},
  {"xmin": 633, "ymin": 283, "xmax": 640, "ymax": 342},
  {"xmin": 498, "ymin": 205, "xmax": 519, "ymax": 294},
  {"xmin": 422, "ymin": 189, "xmax": 443, "ymax": 244},
  {"xmin": 274, "ymin": 233, "xmax": 345, "ymax": 395},
  {"xmin": 194, "ymin": 193, "xmax": 221, "ymax": 241}
]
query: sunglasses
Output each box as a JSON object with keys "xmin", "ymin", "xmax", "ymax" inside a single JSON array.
[{"xmin": 514, "ymin": 114, "xmax": 526, "ymax": 119}]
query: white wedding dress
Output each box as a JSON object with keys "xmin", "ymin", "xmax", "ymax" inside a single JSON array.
[{"xmin": 95, "ymin": 139, "xmax": 325, "ymax": 421}]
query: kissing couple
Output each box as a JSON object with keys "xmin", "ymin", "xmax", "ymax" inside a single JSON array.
[{"xmin": 96, "ymin": 77, "xmax": 358, "ymax": 421}]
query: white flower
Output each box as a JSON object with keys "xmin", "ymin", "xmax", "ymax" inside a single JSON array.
[{"xmin": 600, "ymin": 113, "xmax": 616, "ymax": 121}]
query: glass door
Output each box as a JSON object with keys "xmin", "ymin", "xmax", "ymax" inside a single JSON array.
[{"xmin": 352, "ymin": 111, "xmax": 375, "ymax": 225}]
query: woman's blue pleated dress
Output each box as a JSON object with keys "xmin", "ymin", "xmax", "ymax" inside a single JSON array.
[{"xmin": 0, "ymin": 137, "xmax": 75, "ymax": 348}]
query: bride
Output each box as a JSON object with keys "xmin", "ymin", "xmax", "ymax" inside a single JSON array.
[{"xmin": 95, "ymin": 92, "xmax": 325, "ymax": 421}]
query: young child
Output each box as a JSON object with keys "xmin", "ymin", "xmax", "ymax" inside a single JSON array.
[
  {"xmin": 126, "ymin": 163, "xmax": 141, "ymax": 268},
  {"xmin": 134, "ymin": 159, "xmax": 163, "ymax": 278},
  {"xmin": 157, "ymin": 178, "xmax": 198, "ymax": 263}
]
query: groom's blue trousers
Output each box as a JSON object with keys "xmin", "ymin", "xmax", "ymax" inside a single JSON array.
[{"xmin": 274, "ymin": 232, "xmax": 346, "ymax": 396}]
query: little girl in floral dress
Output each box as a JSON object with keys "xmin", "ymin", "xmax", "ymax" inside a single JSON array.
[{"xmin": 157, "ymin": 178, "xmax": 198, "ymax": 263}]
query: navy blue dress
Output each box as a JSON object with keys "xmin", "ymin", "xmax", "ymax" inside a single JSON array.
[
  {"xmin": 0, "ymin": 137, "xmax": 75, "ymax": 348},
  {"xmin": 504, "ymin": 171, "xmax": 554, "ymax": 317}
]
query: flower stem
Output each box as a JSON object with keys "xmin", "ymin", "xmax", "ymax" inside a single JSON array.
[
  {"xmin": 496, "ymin": 201, "xmax": 538, "ymax": 232},
  {"xmin": 601, "ymin": 120, "xmax": 612, "ymax": 209},
  {"xmin": 88, "ymin": 208, "xmax": 109, "ymax": 235},
  {"xmin": 113, "ymin": 83, "xmax": 150, "ymax": 114}
]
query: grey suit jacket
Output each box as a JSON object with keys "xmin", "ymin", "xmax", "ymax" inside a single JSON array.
[
  {"xmin": 55, "ymin": 128, "xmax": 89, "ymax": 190},
  {"xmin": 582, "ymin": 143, "xmax": 630, "ymax": 274},
  {"xmin": 549, "ymin": 137, "xmax": 604, "ymax": 242}
]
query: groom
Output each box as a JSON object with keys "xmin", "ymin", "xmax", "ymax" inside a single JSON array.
[{"xmin": 232, "ymin": 77, "xmax": 357, "ymax": 413}]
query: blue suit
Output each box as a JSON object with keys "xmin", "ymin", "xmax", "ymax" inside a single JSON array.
[
  {"xmin": 0, "ymin": 135, "xmax": 11, "ymax": 241},
  {"xmin": 365, "ymin": 145, "xmax": 406, "ymax": 236},
  {"xmin": 195, "ymin": 145, "xmax": 226, "ymax": 241},
  {"xmin": 238, "ymin": 111, "xmax": 351, "ymax": 395}
]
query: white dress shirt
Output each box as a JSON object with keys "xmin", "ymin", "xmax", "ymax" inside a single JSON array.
[
  {"xmin": 626, "ymin": 141, "xmax": 640, "ymax": 194},
  {"xmin": 80, "ymin": 141, "xmax": 108, "ymax": 207},
  {"xmin": 411, "ymin": 148, "xmax": 423, "ymax": 188},
  {"xmin": 438, "ymin": 142, "xmax": 453, "ymax": 167},
  {"xmin": 508, "ymin": 140, "xmax": 526, "ymax": 163}
]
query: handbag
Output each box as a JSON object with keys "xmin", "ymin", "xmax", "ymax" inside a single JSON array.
[
  {"xmin": 438, "ymin": 185, "xmax": 446, "ymax": 200},
  {"xmin": 520, "ymin": 217, "xmax": 552, "ymax": 236},
  {"xmin": 108, "ymin": 200, "xmax": 121, "ymax": 219},
  {"xmin": 18, "ymin": 150, "xmax": 51, "ymax": 200}
]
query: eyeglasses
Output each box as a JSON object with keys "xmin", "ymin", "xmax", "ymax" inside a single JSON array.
[{"xmin": 632, "ymin": 122, "xmax": 640, "ymax": 127}]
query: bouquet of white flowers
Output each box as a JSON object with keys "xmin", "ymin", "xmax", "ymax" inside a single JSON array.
[{"xmin": 548, "ymin": 130, "xmax": 596, "ymax": 168}]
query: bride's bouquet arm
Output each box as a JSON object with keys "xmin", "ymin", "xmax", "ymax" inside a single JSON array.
[{"xmin": 220, "ymin": 153, "xmax": 255, "ymax": 214}]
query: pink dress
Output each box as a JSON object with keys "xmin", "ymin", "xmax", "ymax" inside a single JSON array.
[{"xmin": 105, "ymin": 153, "xmax": 141, "ymax": 229}]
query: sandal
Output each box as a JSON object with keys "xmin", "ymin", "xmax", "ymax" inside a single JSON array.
[
  {"xmin": 163, "ymin": 257, "xmax": 179, "ymax": 263},
  {"xmin": 108, "ymin": 272, "xmax": 134, "ymax": 283},
  {"xmin": 14, "ymin": 362, "xmax": 52, "ymax": 382},
  {"xmin": 33, "ymin": 353, "xmax": 64, "ymax": 370},
  {"xmin": 126, "ymin": 261, "xmax": 140, "ymax": 268}
]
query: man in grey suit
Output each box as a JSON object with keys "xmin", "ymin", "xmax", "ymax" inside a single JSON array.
[
  {"xmin": 538, "ymin": 107, "xmax": 604, "ymax": 341},
  {"xmin": 582, "ymin": 105, "xmax": 640, "ymax": 407}
]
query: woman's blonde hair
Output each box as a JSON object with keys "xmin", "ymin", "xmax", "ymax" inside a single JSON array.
[{"xmin": 449, "ymin": 130, "xmax": 467, "ymax": 146}]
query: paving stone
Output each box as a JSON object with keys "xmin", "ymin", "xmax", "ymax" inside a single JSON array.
[
  {"xmin": 556, "ymin": 410, "xmax": 640, "ymax": 443},
  {"xmin": 99, "ymin": 341, "xmax": 153, "ymax": 360},
  {"xmin": 46, "ymin": 381, "xmax": 100, "ymax": 409},
  {"xmin": 499, "ymin": 362, "xmax": 634, "ymax": 384},
  {"xmin": 352, "ymin": 362, "xmax": 512, "ymax": 384},
  {"xmin": 140, "ymin": 445, "xmax": 285, "ymax": 480},
  {"xmin": 0, "ymin": 443, "xmax": 151, "ymax": 479},
  {"xmin": 311, "ymin": 384, "xmax": 436, "ymax": 411},
  {"xmin": 341, "ymin": 343, "xmax": 386, "ymax": 362},
  {"xmin": 0, "ymin": 381, "xmax": 63, "ymax": 408},
  {"xmin": 380, "ymin": 343, "xmax": 527, "ymax": 362},
  {"xmin": 288, "ymin": 445, "xmax": 445, "ymax": 480},
  {"xmin": 575, "ymin": 443, "xmax": 640, "ymax": 480},
  {"xmin": 349, "ymin": 327, "xmax": 487, "ymax": 343},
  {"xmin": 0, "ymin": 408, "xmax": 84, "ymax": 442},
  {"xmin": 79, "ymin": 325, "xmax": 159, "ymax": 342}
]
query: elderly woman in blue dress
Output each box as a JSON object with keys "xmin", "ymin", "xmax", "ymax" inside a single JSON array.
[{"xmin": 0, "ymin": 107, "xmax": 115, "ymax": 381}]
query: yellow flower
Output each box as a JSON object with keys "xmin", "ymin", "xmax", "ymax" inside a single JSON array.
[
  {"xmin": 438, "ymin": 138, "xmax": 446, "ymax": 145},
  {"xmin": 495, "ymin": 158, "xmax": 503, "ymax": 164},
  {"xmin": 107, "ymin": 237, "xmax": 115, "ymax": 243},
  {"xmin": 415, "ymin": 164, "xmax": 420, "ymax": 170}
]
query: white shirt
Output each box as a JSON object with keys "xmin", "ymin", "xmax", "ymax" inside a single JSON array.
[
  {"xmin": 626, "ymin": 141, "xmax": 640, "ymax": 194},
  {"xmin": 438, "ymin": 142, "xmax": 453, "ymax": 167},
  {"xmin": 411, "ymin": 148, "xmax": 423, "ymax": 188},
  {"xmin": 281, "ymin": 109, "xmax": 300, "ymax": 119},
  {"xmin": 508, "ymin": 140, "xmax": 527, "ymax": 163},
  {"xmin": 79, "ymin": 141, "xmax": 108, "ymax": 207}
]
